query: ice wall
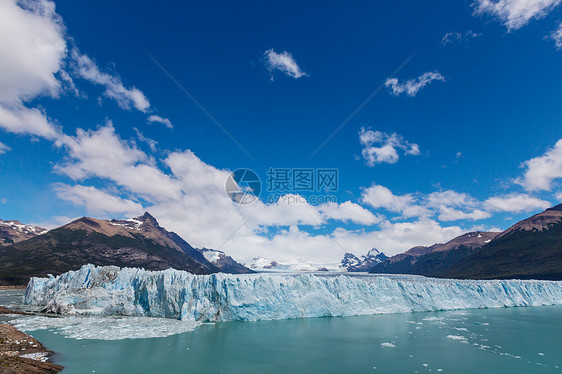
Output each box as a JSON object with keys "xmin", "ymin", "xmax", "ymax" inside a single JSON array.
[{"xmin": 24, "ymin": 264, "xmax": 562, "ymax": 322}]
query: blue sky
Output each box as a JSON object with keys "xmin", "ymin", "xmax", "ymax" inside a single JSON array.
[{"xmin": 1, "ymin": 0, "xmax": 562, "ymax": 263}]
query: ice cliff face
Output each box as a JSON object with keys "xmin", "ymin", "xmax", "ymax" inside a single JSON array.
[{"xmin": 24, "ymin": 264, "xmax": 562, "ymax": 323}]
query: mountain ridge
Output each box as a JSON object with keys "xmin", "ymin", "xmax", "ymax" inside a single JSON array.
[
  {"xmin": 0, "ymin": 212, "xmax": 251, "ymax": 285},
  {"xmin": 370, "ymin": 231, "xmax": 499, "ymax": 276},
  {"xmin": 442, "ymin": 204, "xmax": 562, "ymax": 280},
  {"xmin": 371, "ymin": 204, "xmax": 562, "ymax": 280}
]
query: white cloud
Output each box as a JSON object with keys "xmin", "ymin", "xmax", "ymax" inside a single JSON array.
[
  {"xmin": 27, "ymin": 112, "xmax": 555, "ymax": 262},
  {"xmin": 385, "ymin": 71, "xmax": 445, "ymax": 97},
  {"xmin": 54, "ymin": 184, "xmax": 144, "ymax": 216},
  {"xmin": 518, "ymin": 139, "xmax": 562, "ymax": 191},
  {"xmin": 70, "ymin": 49, "xmax": 150, "ymax": 112},
  {"xmin": 426, "ymin": 191, "xmax": 492, "ymax": 221},
  {"xmin": 556, "ymin": 192, "xmax": 562, "ymax": 201},
  {"xmin": 134, "ymin": 128, "xmax": 158, "ymax": 153},
  {"xmin": 58, "ymin": 68, "xmax": 82, "ymax": 97},
  {"xmin": 57, "ymin": 123, "xmax": 183, "ymax": 203},
  {"xmin": 361, "ymin": 185, "xmax": 547, "ymax": 222},
  {"xmin": 58, "ymin": 123, "xmax": 146, "ymax": 179},
  {"xmin": 0, "ymin": 0, "xmax": 64, "ymax": 140},
  {"xmin": 370, "ymin": 218, "xmax": 465, "ymax": 255},
  {"xmin": 318, "ymin": 201, "xmax": 382, "ymax": 225},
  {"xmin": 551, "ymin": 22, "xmax": 562, "ymax": 48},
  {"xmin": 51, "ymin": 125, "xmax": 386, "ymax": 261},
  {"xmin": 441, "ymin": 31, "xmax": 481, "ymax": 45},
  {"xmin": 437, "ymin": 206, "xmax": 491, "ymax": 221},
  {"xmin": 359, "ymin": 128, "xmax": 420, "ymax": 166},
  {"xmin": 244, "ymin": 198, "xmax": 381, "ymax": 227},
  {"xmin": 0, "ymin": 104, "xmax": 60, "ymax": 139},
  {"xmin": 0, "ymin": 0, "xmax": 159, "ymax": 141},
  {"xmin": 0, "ymin": 0, "xmax": 65, "ymax": 105},
  {"xmin": 147, "ymin": 115, "xmax": 173, "ymax": 129},
  {"xmin": 426, "ymin": 190, "xmax": 478, "ymax": 209},
  {"xmin": 361, "ymin": 185, "xmax": 429, "ymax": 218},
  {"xmin": 18, "ymin": 113, "xmax": 552, "ymax": 262},
  {"xmin": 205, "ymin": 218, "xmax": 465, "ymax": 261},
  {"xmin": 264, "ymin": 49, "xmax": 307, "ymax": 80},
  {"xmin": 473, "ymin": 0, "xmax": 562, "ymax": 30},
  {"xmin": 484, "ymin": 193, "xmax": 551, "ymax": 212},
  {"xmin": 0, "ymin": 141, "xmax": 10, "ymax": 155}
]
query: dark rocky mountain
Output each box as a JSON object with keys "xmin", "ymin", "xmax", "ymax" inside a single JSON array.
[
  {"xmin": 0, "ymin": 212, "xmax": 223, "ymax": 285},
  {"xmin": 370, "ymin": 231, "xmax": 500, "ymax": 276},
  {"xmin": 442, "ymin": 204, "xmax": 562, "ymax": 280},
  {"xmin": 198, "ymin": 248, "xmax": 254, "ymax": 274},
  {"xmin": 341, "ymin": 248, "xmax": 388, "ymax": 272},
  {"xmin": 0, "ymin": 219, "xmax": 47, "ymax": 246}
]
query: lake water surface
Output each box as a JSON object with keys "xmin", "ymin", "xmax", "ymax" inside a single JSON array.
[{"xmin": 1, "ymin": 290, "xmax": 561, "ymax": 373}]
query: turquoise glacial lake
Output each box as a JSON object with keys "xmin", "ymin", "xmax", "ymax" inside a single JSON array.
[{"xmin": 1, "ymin": 290, "xmax": 561, "ymax": 373}]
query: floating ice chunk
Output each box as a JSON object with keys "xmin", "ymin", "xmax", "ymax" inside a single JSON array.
[
  {"xmin": 447, "ymin": 335, "xmax": 468, "ymax": 343},
  {"xmin": 10, "ymin": 315, "xmax": 201, "ymax": 340},
  {"xmin": 381, "ymin": 342, "xmax": 396, "ymax": 348}
]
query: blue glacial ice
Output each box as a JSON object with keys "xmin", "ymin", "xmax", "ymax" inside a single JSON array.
[{"xmin": 24, "ymin": 264, "xmax": 562, "ymax": 322}]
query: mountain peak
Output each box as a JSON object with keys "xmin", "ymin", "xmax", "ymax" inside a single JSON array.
[
  {"xmin": 72, "ymin": 216, "xmax": 102, "ymax": 227},
  {"xmin": 546, "ymin": 204, "xmax": 562, "ymax": 212},
  {"xmin": 340, "ymin": 249, "xmax": 387, "ymax": 272},
  {"xmin": 340, "ymin": 253, "xmax": 361, "ymax": 269},
  {"xmin": 0, "ymin": 219, "xmax": 47, "ymax": 246},
  {"xmin": 499, "ymin": 205, "xmax": 562, "ymax": 238},
  {"xmin": 138, "ymin": 212, "xmax": 159, "ymax": 225},
  {"xmin": 365, "ymin": 248, "xmax": 381, "ymax": 257}
]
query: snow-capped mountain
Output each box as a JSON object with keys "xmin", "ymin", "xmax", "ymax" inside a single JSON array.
[
  {"xmin": 0, "ymin": 219, "xmax": 47, "ymax": 246},
  {"xmin": 340, "ymin": 253, "xmax": 361, "ymax": 269},
  {"xmin": 244, "ymin": 257, "xmax": 336, "ymax": 272},
  {"xmin": 198, "ymin": 248, "xmax": 253, "ymax": 274},
  {"xmin": 283, "ymin": 261, "xmax": 332, "ymax": 272},
  {"xmin": 340, "ymin": 248, "xmax": 388, "ymax": 272},
  {"xmin": 245, "ymin": 257, "xmax": 279, "ymax": 270},
  {"xmin": 0, "ymin": 212, "xmax": 251, "ymax": 285}
]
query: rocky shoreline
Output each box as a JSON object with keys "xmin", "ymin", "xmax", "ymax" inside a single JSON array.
[{"xmin": 0, "ymin": 307, "xmax": 63, "ymax": 373}]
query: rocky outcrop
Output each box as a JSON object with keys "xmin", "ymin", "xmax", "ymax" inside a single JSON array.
[{"xmin": 0, "ymin": 323, "xmax": 63, "ymax": 373}]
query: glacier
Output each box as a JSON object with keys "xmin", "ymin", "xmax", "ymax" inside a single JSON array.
[{"xmin": 24, "ymin": 264, "xmax": 562, "ymax": 322}]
